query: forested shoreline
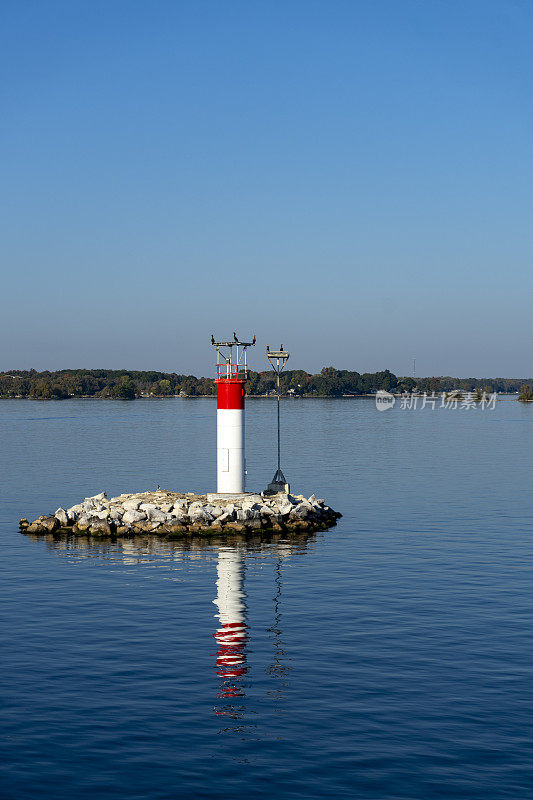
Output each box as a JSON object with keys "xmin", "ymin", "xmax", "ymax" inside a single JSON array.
[{"xmin": 0, "ymin": 368, "xmax": 530, "ymax": 400}]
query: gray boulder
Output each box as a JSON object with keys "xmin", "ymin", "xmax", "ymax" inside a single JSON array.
[
  {"xmin": 123, "ymin": 509, "xmax": 147, "ymax": 525},
  {"xmin": 122, "ymin": 500, "xmax": 141, "ymax": 511},
  {"xmin": 66, "ymin": 503, "xmax": 84, "ymax": 521},
  {"xmin": 147, "ymin": 509, "xmax": 168, "ymax": 523},
  {"xmin": 189, "ymin": 505, "xmax": 214, "ymax": 523},
  {"xmin": 90, "ymin": 519, "xmax": 112, "ymax": 535},
  {"xmin": 55, "ymin": 508, "xmax": 68, "ymax": 527},
  {"xmin": 293, "ymin": 502, "xmax": 313, "ymax": 519}
]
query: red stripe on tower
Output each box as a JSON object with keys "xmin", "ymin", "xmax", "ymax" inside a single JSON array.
[{"xmin": 216, "ymin": 379, "xmax": 245, "ymax": 410}]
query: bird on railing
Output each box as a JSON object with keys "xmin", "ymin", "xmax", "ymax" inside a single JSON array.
[
  {"xmin": 211, "ymin": 334, "xmax": 215, "ymax": 345},
  {"xmin": 233, "ymin": 332, "xmax": 238, "ymax": 342}
]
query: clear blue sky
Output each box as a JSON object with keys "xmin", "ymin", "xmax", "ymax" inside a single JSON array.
[{"xmin": 1, "ymin": 0, "xmax": 532, "ymax": 377}]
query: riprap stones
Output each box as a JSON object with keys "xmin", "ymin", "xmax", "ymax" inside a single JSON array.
[{"xmin": 20, "ymin": 489, "xmax": 341, "ymax": 538}]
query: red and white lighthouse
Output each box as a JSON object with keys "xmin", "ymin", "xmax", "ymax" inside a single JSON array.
[{"xmin": 211, "ymin": 334, "xmax": 255, "ymax": 494}]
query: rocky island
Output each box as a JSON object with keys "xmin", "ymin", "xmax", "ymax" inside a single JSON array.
[{"xmin": 20, "ymin": 489, "xmax": 341, "ymax": 538}]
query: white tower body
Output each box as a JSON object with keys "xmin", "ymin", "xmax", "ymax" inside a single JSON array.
[{"xmin": 217, "ymin": 406, "xmax": 244, "ymax": 494}]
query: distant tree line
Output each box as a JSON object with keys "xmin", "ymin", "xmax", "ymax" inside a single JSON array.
[{"xmin": 0, "ymin": 367, "xmax": 530, "ymax": 400}]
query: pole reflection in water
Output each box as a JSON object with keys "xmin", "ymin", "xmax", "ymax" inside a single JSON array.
[
  {"xmin": 266, "ymin": 545, "xmax": 292, "ymax": 703},
  {"xmin": 212, "ymin": 547, "xmax": 248, "ymax": 716}
]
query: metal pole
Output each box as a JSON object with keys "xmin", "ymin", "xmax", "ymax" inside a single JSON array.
[
  {"xmin": 266, "ymin": 345, "xmax": 290, "ymax": 493},
  {"xmin": 277, "ymin": 372, "xmax": 281, "ymax": 474}
]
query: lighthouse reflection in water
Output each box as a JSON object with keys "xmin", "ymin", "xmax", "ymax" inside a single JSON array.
[
  {"xmin": 26, "ymin": 531, "xmax": 305, "ymax": 723},
  {"xmin": 212, "ymin": 543, "xmax": 294, "ymax": 719},
  {"xmin": 213, "ymin": 548, "xmax": 248, "ymax": 705}
]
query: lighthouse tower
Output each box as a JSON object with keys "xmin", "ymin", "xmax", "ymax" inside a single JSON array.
[{"xmin": 211, "ymin": 334, "xmax": 255, "ymax": 494}]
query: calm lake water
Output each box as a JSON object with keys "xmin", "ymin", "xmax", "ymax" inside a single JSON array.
[{"xmin": 1, "ymin": 397, "xmax": 533, "ymax": 799}]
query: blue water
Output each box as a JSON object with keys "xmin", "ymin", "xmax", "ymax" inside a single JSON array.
[{"xmin": 1, "ymin": 397, "xmax": 533, "ymax": 799}]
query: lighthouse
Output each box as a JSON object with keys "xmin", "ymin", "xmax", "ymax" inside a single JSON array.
[{"xmin": 211, "ymin": 334, "xmax": 256, "ymax": 494}]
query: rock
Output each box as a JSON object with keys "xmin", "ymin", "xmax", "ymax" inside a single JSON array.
[
  {"xmin": 132, "ymin": 521, "xmax": 153, "ymax": 533},
  {"xmin": 188, "ymin": 522, "xmax": 210, "ymax": 534},
  {"xmin": 89, "ymin": 520, "xmax": 113, "ymax": 535},
  {"xmin": 122, "ymin": 500, "xmax": 141, "ymax": 511},
  {"xmin": 66, "ymin": 503, "xmax": 84, "ymax": 521},
  {"xmin": 139, "ymin": 504, "xmax": 169, "ymax": 522},
  {"xmin": 55, "ymin": 508, "xmax": 69, "ymax": 527},
  {"xmin": 146, "ymin": 509, "xmax": 168, "ymax": 523},
  {"xmin": 26, "ymin": 522, "xmax": 44, "ymax": 534},
  {"xmin": 189, "ymin": 505, "xmax": 214, "ymax": 523},
  {"xmin": 166, "ymin": 523, "xmax": 189, "ymax": 535},
  {"xmin": 19, "ymin": 518, "xmax": 29, "ymax": 529},
  {"xmin": 225, "ymin": 522, "xmax": 247, "ymax": 533},
  {"xmin": 22, "ymin": 488, "xmax": 340, "ymax": 538},
  {"xmin": 293, "ymin": 502, "xmax": 313, "ymax": 519},
  {"xmin": 170, "ymin": 511, "xmax": 188, "ymax": 524},
  {"xmin": 242, "ymin": 502, "xmax": 262, "ymax": 515},
  {"xmin": 290, "ymin": 519, "xmax": 312, "ymax": 531},
  {"xmin": 123, "ymin": 509, "xmax": 147, "ymax": 525}
]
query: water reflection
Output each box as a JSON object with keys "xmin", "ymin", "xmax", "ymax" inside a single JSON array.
[
  {"xmin": 213, "ymin": 548, "xmax": 248, "ymax": 709},
  {"xmin": 24, "ymin": 530, "xmax": 317, "ymax": 731},
  {"xmin": 267, "ymin": 548, "xmax": 292, "ymax": 699}
]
